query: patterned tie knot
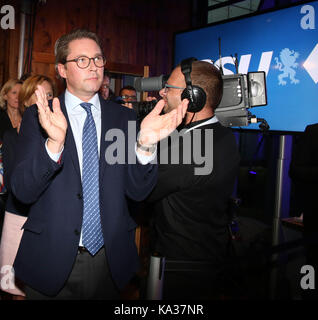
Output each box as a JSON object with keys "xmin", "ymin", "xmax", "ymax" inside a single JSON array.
[{"xmin": 80, "ymin": 102, "xmax": 93, "ymax": 114}]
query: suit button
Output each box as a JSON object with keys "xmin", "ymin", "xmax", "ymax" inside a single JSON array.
[
  {"xmin": 77, "ymin": 193, "xmax": 83, "ymax": 199},
  {"xmin": 74, "ymin": 229, "xmax": 80, "ymax": 236}
]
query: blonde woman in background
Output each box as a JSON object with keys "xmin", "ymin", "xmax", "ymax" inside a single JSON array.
[
  {"xmin": 0, "ymin": 75, "xmax": 56, "ymax": 300},
  {"xmin": 0, "ymin": 79, "xmax": 22, "ymax": 279},
  {"xmin": 0, "ymin": 79, "xmax": 23, "ymax": 141}
]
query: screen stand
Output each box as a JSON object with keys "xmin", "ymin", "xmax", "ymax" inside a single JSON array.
[{"xmin": 270, "ymin": 134, "xmax": 292, "ymax": 299}]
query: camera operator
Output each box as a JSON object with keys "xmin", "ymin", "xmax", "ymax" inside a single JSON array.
[{"xmin": 146, "ymin": 59, "xmax": 240, "ymax": 299}]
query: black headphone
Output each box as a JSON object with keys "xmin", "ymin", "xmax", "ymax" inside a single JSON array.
[{"xmin": 180, "ymin": 57, "xmax": 206, "ymax": 113}]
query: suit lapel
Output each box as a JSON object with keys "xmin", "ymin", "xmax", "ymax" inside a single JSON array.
[{"xmin": 59, "ymin": 93, "xmax": 81, "ymax": 177}]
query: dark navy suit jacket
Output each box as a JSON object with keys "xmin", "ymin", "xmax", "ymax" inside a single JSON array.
[
  {"xmin": 11, "ymin": 93, "xmax": 157, "ymax": 296},
  {"xmin": 3, "ymin": 127, "xmax": 29, "ymax": 216},
  {"xmin": 289, "ymin": 123, "xmax": 318, "ymax": 232}
]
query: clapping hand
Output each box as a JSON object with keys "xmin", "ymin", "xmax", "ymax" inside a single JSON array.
[
  {"xmin": 139, "ymin": 99, "xmax": 188, "ymax": 147},
  {"xmin": 35, "ymin": 85, "xmax": 67, "ymax": 153}
]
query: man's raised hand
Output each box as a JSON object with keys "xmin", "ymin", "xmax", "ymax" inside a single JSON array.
[
  {"xmin": 139, "ymin": 99, "xmax": 188, "ymax": 147},
  {"xmin": 35, "ymin": 85, "xmax": 67, "ymax": 153}
]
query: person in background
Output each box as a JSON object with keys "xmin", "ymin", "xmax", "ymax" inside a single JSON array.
[
  {"xmin": 118, "ymin": 85, "xmax": 137, "ymax": 109},
  {"xmin": 99, "ymin": 69, "xmax": 114, "ymax": 101},
  {"xmin": 18, "ymin": 74, "xmax": 55, "ymax": 119},
  {"xmin": 289, "ymin": 123, "xmax": 318, "ymax": 300},
  {"xmin": 0, "ymin": 79, "xmax": 23, "ymax": 141},
  {"xmin": 119, "ymin": 85, "xmax": 137, "ymax": 103},
  {"xmin": 0, "ymin": 79, "xmax": 22, "ymax": 248},
  {"xmin": 0, "ymin": 74, "xmax": 56, "ymax": 300}
]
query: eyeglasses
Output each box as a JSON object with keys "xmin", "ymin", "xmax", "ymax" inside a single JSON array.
[
  {"xmin": 65, "ymin": 55, "xmax": 106, "ymax": 69},
  {"xmin": 121, "ymin": 95, "xmax": 137, "ymax": 100},
  {"xmin": 101, "ymin": 84, "xmax": 110, "ymax": 89},
  {"xmin": 163, "ymin": 84, "xmax": 185, "ymax": 93},
  {"xmin": 46, "ymin": 92, "xmax": 53, "ymax": 100}
]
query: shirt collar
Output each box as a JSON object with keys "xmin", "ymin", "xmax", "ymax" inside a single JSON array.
[
  {"xmin": 184, "ymin": 115, "xmax": 219, "ymax": 133},
  {"xmin": 65, "ymin": 89, "xmax": 101, "ymax": 112}
]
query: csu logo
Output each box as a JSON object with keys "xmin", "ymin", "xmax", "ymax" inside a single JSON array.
[
  {"xmin": 274, "ymin": 48, "xmax": 300, "ymax": 86},
  {"xmin": 209, "ymin": 43, "xmax": 317, "ymax": 85}
]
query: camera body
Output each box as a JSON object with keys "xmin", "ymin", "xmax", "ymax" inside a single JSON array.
[{"xmin": 215, "ymin": 72, "xmax": 267, "ymax": 127}]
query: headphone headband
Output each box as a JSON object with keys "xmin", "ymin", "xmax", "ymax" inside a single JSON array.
[
  {"xmin": 180, "ymin": 57, "xmax": 206, "ymax": 113},
  {"xmin": 181, "ymin": 57, "xmax": 196, "ymax": 78}
]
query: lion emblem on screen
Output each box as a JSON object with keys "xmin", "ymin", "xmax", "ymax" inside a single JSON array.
[{"xmin": 274, "ymin": 48, "xmax": 300, "ymax": 86}]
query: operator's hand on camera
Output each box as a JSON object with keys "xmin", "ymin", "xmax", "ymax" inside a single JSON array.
[{"xmin": 138, "ymin": 98, "xmax": 189, "ymax": 147}]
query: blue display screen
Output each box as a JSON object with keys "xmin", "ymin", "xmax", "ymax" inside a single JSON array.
[{"xmin": 174, "ymin": 1, "xmax": 318, "ymax": 132}]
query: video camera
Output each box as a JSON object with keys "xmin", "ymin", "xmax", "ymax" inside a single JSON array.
[
  {"xmin": 134, "ymin": 70, "xmax": 269, "ymax": 130},
  {"xmin": 216, "ymin": 72, "xmax": 268, "ymax": 129}
]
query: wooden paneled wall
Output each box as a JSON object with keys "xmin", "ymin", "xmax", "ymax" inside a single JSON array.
[
  {"xmin": 0, "ymin": 0, "xmax": 192, "ymax": 89},
  {"xmin": 0, "ymin": 0, "xmax": 21, "ymax": 84}
]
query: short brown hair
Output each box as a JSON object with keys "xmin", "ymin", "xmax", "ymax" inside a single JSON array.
[
  {"xmin": 0, "ymin": 79, "xmax": 23, "ymax": 110},
  {"xmin": 119, "ymin": 85, "xmax": 136, "ymax": 97},
  {"xmin": 19, "ymin": 74, "xmax": 56, "ymax": 115},
  {"xmin": 54, "ymin": 29, "xmax": 103, "ymax": 76},
  {"xmin": 190, "ymin": 61, "xmax": 223, "ymax": 111}
]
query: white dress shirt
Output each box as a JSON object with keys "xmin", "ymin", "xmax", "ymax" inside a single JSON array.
[
  {"xmin": 184, "ymin": 115, "xmax": 219, "ymax": 133},
  {"xmin": 46, "ymin": 89, "xmax": 156, "ymax": 246}
]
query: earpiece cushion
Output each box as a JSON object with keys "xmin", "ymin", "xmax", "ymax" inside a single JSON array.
[{"xmin": 181, "ymin": 85, "xmax": 206, "ymax": 113}]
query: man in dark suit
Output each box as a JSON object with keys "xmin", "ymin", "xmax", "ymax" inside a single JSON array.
[
  {"xmin": 147, "ymin": 59, "xmax": 240, "ymax": 299},
  {"xmin": 10, "ymin": 29, "xmax": 188, "ymax": 299},
  {"xmin": 289, "ymin": 123, "xmax": 318, "ymax": 299}
]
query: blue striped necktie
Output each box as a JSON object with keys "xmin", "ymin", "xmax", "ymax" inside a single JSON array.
[{"xmin": 80, "ymin": 102, "xmax": 104, "ymax": 255}]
